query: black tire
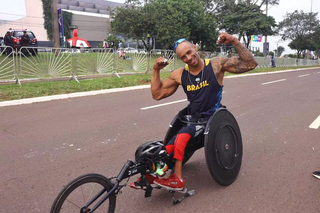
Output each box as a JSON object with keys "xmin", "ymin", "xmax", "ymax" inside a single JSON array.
[
  {"xmin": 6, "ymin": 48, "xmax": 12, "ymax": 56},
  {"xmin": 204, "ymin": 109, "xmax": 243, "ymax": 186},
  {"xmin": 31, "ymin": 48, "xmax": 38, "ymax": 56},
  {"xmin": 50, "ymin": 173, "xmax": 116, "ymax": 213}
]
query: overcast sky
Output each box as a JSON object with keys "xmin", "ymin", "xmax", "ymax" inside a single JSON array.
[{"xmin": 1, "ymin": 0, "xmax": 319, "ymax": 54}]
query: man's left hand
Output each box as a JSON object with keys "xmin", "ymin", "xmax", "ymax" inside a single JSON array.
[{"xmin": 217, "ymin": 32, "xmax": 238, "ymax": 45}]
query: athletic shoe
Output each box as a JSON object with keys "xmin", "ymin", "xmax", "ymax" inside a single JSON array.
[
  {"xmin": 313, "ymin": 171, "xmax": 320, "ymax": 179},
  {"xmin": 130, "ymin": 174, "xmax": 159, "ymax": 189},
  {"xmin": 153, "ymin": 173, "xmax": 185, "ymax": 190}
]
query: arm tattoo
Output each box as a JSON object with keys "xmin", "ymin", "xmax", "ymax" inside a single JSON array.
[
  {"xmin": 223, "ymin": 43, "xmax": 258, "ymax": 74},
  {"xmin": 211, "ymin": 57, "xmax": 228, "ymax": 77}
]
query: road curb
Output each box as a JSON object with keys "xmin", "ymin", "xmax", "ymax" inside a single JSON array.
[{"xmin": 0, "ymin": 85, "xmax": 151, "ymax": 107}]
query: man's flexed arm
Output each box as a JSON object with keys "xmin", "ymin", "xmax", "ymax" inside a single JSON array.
[
  {"xmin": 217, "ymin": 32, "xmax": 258, "ymax": 73},
  {"xmin": 151, "ymin": 57, "xmax": 180, "ymax": 100}
]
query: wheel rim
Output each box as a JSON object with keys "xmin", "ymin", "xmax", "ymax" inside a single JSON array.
[
  {"xmin": 58, "ymin": 181, "xmax": 110, "ymax": 213},
  {"xmin": 214, "ymin": 125, "xmax": 238, "ymax": 170}
]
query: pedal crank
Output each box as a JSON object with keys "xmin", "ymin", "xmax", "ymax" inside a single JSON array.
[{"xmin": 170, "ymin": 189, "xmax": 196, "ymax": 205}]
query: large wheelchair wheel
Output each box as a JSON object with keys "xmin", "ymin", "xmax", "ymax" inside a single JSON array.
[
  {"xmin": 204, "ymin": 109, "xmax": 243, "ymax": 186},
  {"xmin": 50, "ymin": 173, "xmax": 116, "ymax": 213}
]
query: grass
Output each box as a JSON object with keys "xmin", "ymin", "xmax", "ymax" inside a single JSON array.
[{"xmin": 0, "ymin": 65, "xmax": 319, "ymax": 102}]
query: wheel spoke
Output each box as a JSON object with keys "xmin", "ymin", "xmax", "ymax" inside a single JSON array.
[
  {"xmin": 65, "ymin": 198, "xmax": 82, "ymax": 209},
  {"xmin": 86, "ymin": 183, "xmax": 97, "ymax": 204}
]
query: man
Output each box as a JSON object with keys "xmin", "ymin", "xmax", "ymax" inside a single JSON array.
[
  {"xmin": 21, "ymin": 31, "xmax": 30, "ymax": 56},
  {"xmin": 130, "ymin": 32, "xmax": 258, "ymax": 190},
  {"xmin": 4, "ymin": 31, "xmax": 14, "ymax": 46},
  {"xmin": 110, "ymin": 39, "xmax": 115, "ymax": 52},
  {"xmin": 271, "ymin": 55, "xmax": 276, "ymax": 67},
  {"xmin": 119, "ymin": 40, "xmax": 123, "ymax": 58},
  {"xmin": 4, "ymin": 31, "xmax": 14, "ymax": 56},
  {"xmin": 21, "ymin": 31, "xmax": 30, "ymax": 46}
]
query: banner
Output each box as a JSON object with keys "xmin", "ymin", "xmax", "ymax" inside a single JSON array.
[
  {"xmin": 251, "ymin": 35, "xmax": 263, "ymax": 42},
  {"xmin": 58, "ymin": 8, "xmax": 64, "ymax": 47}
]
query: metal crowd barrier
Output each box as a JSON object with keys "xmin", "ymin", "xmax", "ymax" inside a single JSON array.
[
  {"xmin": 0, "ymin": 46, "xmax": 319, "ymax": 83},
  {"xmin": 19, "ymin": 47, "xmax": 73, "ymax": 81},
  {"xmin": 75, "ymin": 48, "xmax": 117, "ymax": 78},
  {"xmin": 0, "ymin": 46, "xmax": 16, "ymax": 82}
]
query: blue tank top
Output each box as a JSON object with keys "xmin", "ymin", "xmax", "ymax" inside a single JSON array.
[{"xmin": 181, "ymin": 59, "xmax": 223, "ymax": 115}]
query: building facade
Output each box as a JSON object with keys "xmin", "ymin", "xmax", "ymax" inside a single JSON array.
[{"xmin": 0, "ymin": 0, "xmax": 123, "ymax": 47}]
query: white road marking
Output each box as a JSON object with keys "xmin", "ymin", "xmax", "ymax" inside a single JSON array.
[
  {"xmin": 141, "ymin": 91, "xmax": 225, "ymax": 110},
  {"xmin": 309, "ymin": 115, "xmax": 320, "ymax": 129},
  {"xmin": 141, "ymin": 99, "xmax": 187, "ymax": 110},
  {"xmin": 298, "ymin": 74, "xmax": 310, "ymax": 77},
  {"xmin": 0, "ymin": 85, "xmax": 151, "ymax": 107},
  {"xmin": 261, "ymin": 79, "xmax": 287, "ymax": 85}
]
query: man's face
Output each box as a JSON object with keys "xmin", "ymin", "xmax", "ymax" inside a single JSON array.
[{"xmin": 176, "ymin": 41, "xmax": 199, "ymax": 67}]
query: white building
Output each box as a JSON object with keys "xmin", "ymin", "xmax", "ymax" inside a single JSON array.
[{"xmin": 0, "ymin": 0, "xmax": 123, "ymax": 46}]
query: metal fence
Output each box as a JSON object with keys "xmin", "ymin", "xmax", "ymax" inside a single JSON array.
[
  {"xmin": 0, "ymin": 46, "xmax": 16, "ymax": 82},
  {"xmin": 0, "ymin": 46, "xmax": 319, "ymax": 84}
]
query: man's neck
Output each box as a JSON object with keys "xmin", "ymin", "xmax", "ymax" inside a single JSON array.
[{"xmin": 189, "ymin": 58, "xmax": 204, "ymax": 74}]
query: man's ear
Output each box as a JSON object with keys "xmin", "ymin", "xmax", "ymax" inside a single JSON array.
[{"xmin": 193, "ymin": 44, "xmax": 197, "ymax": 51}]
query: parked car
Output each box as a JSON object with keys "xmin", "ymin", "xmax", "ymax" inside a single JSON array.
[{"xmin": 3, "ymin": 29, "xmax": 38, "ymax": 56}]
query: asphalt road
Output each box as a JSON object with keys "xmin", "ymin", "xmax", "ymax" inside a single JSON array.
[{"xmin": 1, "ymin": 68, "xmax": 320, "ymax": 213}]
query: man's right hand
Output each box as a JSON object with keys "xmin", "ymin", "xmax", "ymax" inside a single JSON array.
[{"xmin": 153, "ymin": 57, "xmax": 169, "ymax": 71}]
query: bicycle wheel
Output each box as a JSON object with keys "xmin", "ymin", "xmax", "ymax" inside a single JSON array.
[{"xmin": 51, "ymin": 173, "xmax": 116, "ymax": 213}]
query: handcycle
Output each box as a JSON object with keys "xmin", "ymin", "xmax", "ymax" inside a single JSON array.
[{"xmin": 50, "ymin": 106, "xmax": 243, "ymax": 213}]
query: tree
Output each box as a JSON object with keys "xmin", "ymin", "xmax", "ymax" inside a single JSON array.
[
  {"xmin": 111, "ymin": 0, "xmax": 219, "ymax": 51},
  {"xmin": 269, "ymin": 51, "xmax": 274, "ymax": 56},
  {"xmin": 41, "ymin": 0, "xmax": 72, "ymax": 41},
  {"xmin": 219, "ymin": 2, "xmax": 277, "ymax": 48},
  {"xmin": 276, "ymin": 46, "xmax": 285, "ymax": 57},
  {"xmin": 278, "ymin": 10, "xmax": 319, "ymax": 58}
]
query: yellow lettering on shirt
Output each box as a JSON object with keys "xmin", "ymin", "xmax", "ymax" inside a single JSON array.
[{"xmin": 186, "ymin": 80, "xmax": 209, "ymax": 91}]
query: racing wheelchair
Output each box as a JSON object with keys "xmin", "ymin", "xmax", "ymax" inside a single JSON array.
[{"xmin": 50, "ymin": 106, "xmax": 243, "ymax": 213}]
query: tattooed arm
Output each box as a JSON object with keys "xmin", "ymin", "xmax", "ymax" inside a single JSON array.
[{"xmin": 217, "ymin": 32, "xmax": 258, "ymax": 74}]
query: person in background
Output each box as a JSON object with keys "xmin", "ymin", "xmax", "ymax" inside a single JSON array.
[
  {"xmin": 21, "ymin": 31, "xmax": 30, "ymax": 46},
  {"xmin": 4, "ymin": 31, "xmax": 14, "ymax": 56},
  {"xmin": 103, "ymin": 39, "xmax": 108, "ymax": 49},
  {"xmin": 119, "ymin": 40, "xmax": 123, "ymax": 58},
  {"xmin": 271, "ymin": 55, "xmax": 276, "ymax": 67},
  {"xmin": 110, "ymin": 39, "xmax": 115, "ymax": 52},
  {"xmin": 21, "ymin": 31, "xmax": 30, "ymax": 56},
  {"xmin": 4, "ymin": 31, "xmax": 14, "ymax": 46}
]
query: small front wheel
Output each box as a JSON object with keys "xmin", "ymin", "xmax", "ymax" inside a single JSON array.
[{"xmin": 50, "ymin": 173, "xmax": 116, "ymax": 213}]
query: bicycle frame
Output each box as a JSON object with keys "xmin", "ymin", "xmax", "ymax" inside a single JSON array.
[{"xmin": 84, "ymin": 160, "xmax": 147, "ymax": 213}]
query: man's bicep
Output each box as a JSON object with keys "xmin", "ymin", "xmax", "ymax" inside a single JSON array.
[
  {"xmin": 223, "ymin": 56, "xmax": 258, "ymax": 73},
  {"xmin": 161, "ymin": 77, "xmax": 179, "ymax": 94}
]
